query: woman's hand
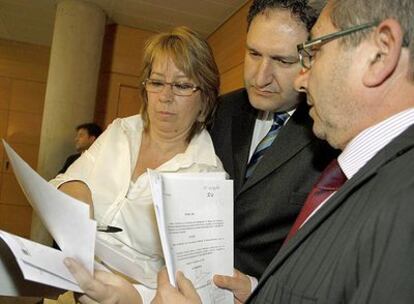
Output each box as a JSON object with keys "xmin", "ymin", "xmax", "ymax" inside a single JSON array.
[
  {"xmin": 64, "ymin": 258, "xmax": 142, "ymax": 304},
  {"xmin": 151, "ymin": 268, "xmax": 201, "ymax": 304},
  {"xmin": 213, "ymin": 269, "xmax": 252, "ymax": 304},
  {"xmin": 59, "ymin": 181, "xmax": 94, "ymax": 217}
]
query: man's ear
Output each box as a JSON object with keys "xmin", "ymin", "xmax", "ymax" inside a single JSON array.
[{"xmin": 363, "ymin": 19, "xmax": 404, "ymax": 87}]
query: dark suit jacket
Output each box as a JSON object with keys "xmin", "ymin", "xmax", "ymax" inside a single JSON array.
[
  {"xmin": 248, "ymin": 124, "xmax": 414, "ymax": 303},
  {"xmin": 210, "ymin": 89, "xmax": 337, "ymax": 278},
  {"xmin": 58, "ymin": 153, "xmax": 81, "ymax": 174}
]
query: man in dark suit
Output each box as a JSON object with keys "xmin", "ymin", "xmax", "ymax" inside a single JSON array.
[
  {"xmin": 151, "ymin": 0, "xmax": 414, "ymax": 303},
  {"xmin": 57, "ymin": 122, "xmax": 102, "ymax": 174},
  {"xmin": 210, "ymin": 0, "xmax": 335, "ymax": 280}
]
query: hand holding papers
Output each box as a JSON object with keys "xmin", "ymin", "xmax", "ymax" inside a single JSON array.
[
  {"xmin": 148, "ymin": 170, "xmax": 234, "ymax": 304},
  {"xmin": 0, "ymin": 140, "xmax": 96, "ymax": 292},
  {"xmin": 0, "ymin": 230, "xmax": 82, "ymax": 292},
  {"xmin": 0, "ymin": 139, "xmax": 235, "ymax": 303}
]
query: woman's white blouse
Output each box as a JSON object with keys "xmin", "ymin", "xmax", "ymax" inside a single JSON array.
[{"xmin": 50, "ymin": 115, "xmax": 224, "ymax": 288}]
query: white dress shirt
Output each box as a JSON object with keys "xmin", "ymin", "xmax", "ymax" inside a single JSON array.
[{"xmin": 248, "ymin": 109, "xmax": 295, "ymax": 162}]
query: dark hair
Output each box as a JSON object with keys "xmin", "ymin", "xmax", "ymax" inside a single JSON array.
[
  {"xmin": 247, "ymin": 0, "xmax": 326, "ymax": 31},
  {"xmin": 76, "ymin": 123, "xmax": 102, "ymax": 138}
]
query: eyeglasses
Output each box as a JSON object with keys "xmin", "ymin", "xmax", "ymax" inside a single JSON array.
[
  {"xmin": 297, "ymin": 22, "xmax": 378, "ymax": 70},
  {"xmin": 142, "ymin": 79, "xmax": 201, "ymax": 96}
]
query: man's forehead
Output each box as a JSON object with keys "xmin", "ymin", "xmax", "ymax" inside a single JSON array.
[
  {"xmin": 247, "ymin": 11, "xmax": 308, "ymax": 48},
  {"xmin": 310, "ymin": 24, "xmax": 320, "ymax": 39},
  {"xmin": 310, "ymin": 4, "xmax": 333, "ymax": 39},
  {"xmin": 77, "ymin": 128, "xmax": 89, "ymax": 135}
]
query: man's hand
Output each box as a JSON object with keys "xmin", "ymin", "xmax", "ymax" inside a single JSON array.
[
  {"xmin": 213, "ymin": 269, "xmax": 252, "ymax": 304},
  {"xmin": 64, "ymin": 258, "xmax": 142, "ymax": 304},
  {"xmin": 151, "ymin": 268, "xmax": 201, "ymax": 304}
]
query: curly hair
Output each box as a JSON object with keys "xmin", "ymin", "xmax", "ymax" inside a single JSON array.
[{"xmin": 247, "ymin": 0, "xmax": 326, "ymax": 31}]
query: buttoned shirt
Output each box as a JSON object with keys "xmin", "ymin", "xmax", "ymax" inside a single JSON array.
[{"xmin": 50, "ymin": 115, "xmax": 224, "ymax": 288}]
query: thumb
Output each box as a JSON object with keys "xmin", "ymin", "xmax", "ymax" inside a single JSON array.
[
  {"xmin": 213, "ymin": 274, "xmax": 240, "ymax": 290},
  {"xmin": 157, "ymin": 267, "xmax": 172, "ymax": 287},
  {"xmin": 176, "ymin": 271, "xmax": 201, "ymax": 302}
]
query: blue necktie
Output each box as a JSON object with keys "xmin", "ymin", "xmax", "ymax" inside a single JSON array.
[{"xmin": 245, "ymin": 112, "xmax": 289, "ymax": 179}]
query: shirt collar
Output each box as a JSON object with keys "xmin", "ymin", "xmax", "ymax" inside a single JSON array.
[
  {"xmin": 257, "ymin": 108, "xmax": 296, "ymax": 121},
  {"xmin": 338, "ymin": 108, "xmax": 414, "ymax": 179},
  {"xmin": 158, "ymin": 128, "xmax": 218, "ymax": 171}
]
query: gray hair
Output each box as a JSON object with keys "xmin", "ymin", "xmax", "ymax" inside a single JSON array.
[{"xmin": 330, "ymin": 0, "xmax": 413, "ymax": 78}]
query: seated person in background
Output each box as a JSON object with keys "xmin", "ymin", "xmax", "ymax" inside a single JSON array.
[
  {"xmin": 50, "ymin": 26, "xmax": 223, "ymax": 304},
  {"xmin": 58, "ymin": 123, "xmax": 102, "ymax": 174}
]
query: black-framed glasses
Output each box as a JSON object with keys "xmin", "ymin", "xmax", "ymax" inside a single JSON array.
[
  {"xmin": 142, "ymin": 79, "xmax": 201, "ymax": 96},
  {"xmin": 297, "ymin": 22, "xmax": 378, "ymax": 69}
]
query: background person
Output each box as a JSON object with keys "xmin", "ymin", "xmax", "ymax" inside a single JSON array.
[{"xmin": 57, "ymin": 122, "xmax": 102, "ymax": 174}]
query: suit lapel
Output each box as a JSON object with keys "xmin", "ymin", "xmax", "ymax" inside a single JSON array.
[
  {"xmin": 240, "ymin": 102, "xmax": 314, "ymax": 195},
  {"xmin": 232, "ymin": 103, "xmax": 256, "ymax": 196},
  {"xmin": 253, "ymin": 126, "xmax": 414, "ymax": 295}
]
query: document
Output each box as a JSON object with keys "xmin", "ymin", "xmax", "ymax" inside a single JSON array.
[
  {"xmin": 148, "ymin": 170, "xmax": 234, "ymax": 304},
  {"xmin": 0, "ymin": 140, "xmax": 96, "ymax": 292},
  {"xmin": 94, "ymin": 236, "xmax": 158, "ymax": 287},
  {"xmin": 0, "ymin": 230, "xmax": 82, "ymax": 292}
]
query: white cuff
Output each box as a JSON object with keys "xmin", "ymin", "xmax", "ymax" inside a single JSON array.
[{"xmin": 247, "ymin": 275, "xmax": 258, "ymax": 292}]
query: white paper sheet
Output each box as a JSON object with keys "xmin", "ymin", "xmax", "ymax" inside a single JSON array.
[
  {"xmin": 148, "ymin": 170, "xmax": 234, "ymax": 304},
  {"xmin": 94, "ymin": 237, "xmax": 158, "ymax": 288},
  {"xmin": 2, "ymin": 140, "xmax": 96, "ymax": 273},
  {"xmin": 0, "ymin": 230, "xmax": 82, "ymax": 292}
]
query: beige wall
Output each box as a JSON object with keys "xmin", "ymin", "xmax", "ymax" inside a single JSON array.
[
  {"xmin": 95, "ymin": 25, "xmax": 155, "ymax": 128},
  {"xmin": 0, "ymin": 39, "xmax": 50, "ymax": 237},
  {"xmin": 208, "ymin": 0, "xmax": 252, "ymax": 94}
]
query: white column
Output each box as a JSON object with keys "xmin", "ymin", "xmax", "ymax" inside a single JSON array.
[{"xmin": 32, "ymin": 0, "xmax": 106, "ymax": 244}]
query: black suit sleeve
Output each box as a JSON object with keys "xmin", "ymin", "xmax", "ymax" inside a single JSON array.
[
  {"xmin": 350, "ymin": 189, "xmax": 414, "ymax": 304},
  {"xmin": 57, "ymin": 153, "xmax": 81, "ymax": 174}
]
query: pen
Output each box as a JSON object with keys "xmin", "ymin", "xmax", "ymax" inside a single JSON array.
[{"xmin": 97, "ymin": 225, "xmax": 123, "ymax": 233}]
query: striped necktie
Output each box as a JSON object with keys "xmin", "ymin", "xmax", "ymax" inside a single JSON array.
[{"xmin": 245, "ymin": 112, "xmax": 289, "ymax": 179}]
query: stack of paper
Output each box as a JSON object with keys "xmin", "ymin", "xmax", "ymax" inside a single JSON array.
[
  {"xmin": 0, "ymin": 140, "xmax": 96, "ymax": 292},
  {"xmin": 0, "ymin": 140, "xmax": 235, "ymax": 304},
  {"xmin": 149, "ymin": 170, "xmax": 234, "ymax": 304}
]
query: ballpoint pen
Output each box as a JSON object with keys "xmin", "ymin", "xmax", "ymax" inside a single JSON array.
[{"xmin": 97, "ymin": 225, "xmax": 123, "ymax": 233}]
